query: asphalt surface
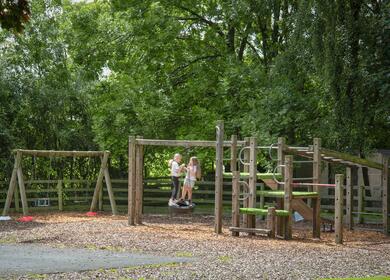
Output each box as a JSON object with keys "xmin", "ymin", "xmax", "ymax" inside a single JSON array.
[{"xmin": 0, "ymin": 244, "xmax": 191, "ymax": 276}]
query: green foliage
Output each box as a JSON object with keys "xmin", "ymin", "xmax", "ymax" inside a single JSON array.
[
  {"xmin": 0, "ymin": 0, "xmax": 388, "ymax": 179},
  {"xmin": 0, "ymin": 0, "xmax": 30, "ymax": 32}
]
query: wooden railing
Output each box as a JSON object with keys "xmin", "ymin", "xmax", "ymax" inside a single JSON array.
[{"xmin": 0, "ymin": 178, "xmax": 384, "ymax": 219}]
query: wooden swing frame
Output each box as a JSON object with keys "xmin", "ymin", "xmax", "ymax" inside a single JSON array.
[
  {"xmin": 2, "ymin": 149, "xmax": 117, "ymax": 216},
  {"xmin": 128, "ymin": 121, "xmax": 247, "ymax": 234}
]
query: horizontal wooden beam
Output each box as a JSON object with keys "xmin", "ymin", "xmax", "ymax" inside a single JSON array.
[
  {"xmin": 229, "ymin": 227, "xmax": 271, "ymax": 235},
  {"xmin": 321, "ymin": 148, "xmax": 384, "ymax": 170},
  {"xmin": 135, "ymin": 139, "xmax": 245, "ymax": 147},
  {"xmin": 284, "ymin": 146, "xmax": 384, "ymax": 170},
  {"xmin": 13, "ymin": 149, "xmax": 108, "ymax": 157}
]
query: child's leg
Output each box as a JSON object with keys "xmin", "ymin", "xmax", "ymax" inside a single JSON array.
[
  {"xmin": 188, "ymin": 181, "xmax": 195, "ymax": 202},
  {"xmin": 171, "ymin": 176, "xmax": 179, "ymax": 200},
  {"xmin": 181, "ymin": 185, "xmax": 187, "ymax": 200}
]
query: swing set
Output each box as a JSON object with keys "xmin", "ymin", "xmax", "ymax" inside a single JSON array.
[{"xmin": 2, "ymin": 149, "xmax": 117, "ymax": 216}]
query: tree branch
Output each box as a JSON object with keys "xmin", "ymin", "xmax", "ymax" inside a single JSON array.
[
  {"xmin": 170, "ymin": 55, "xmax": 221, "ymax": 76},
  {"xmin": 173, "ymin": 4, "xmax": 225, "ymax": 37}
]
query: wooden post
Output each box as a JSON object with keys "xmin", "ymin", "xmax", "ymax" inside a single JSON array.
[
  {"xmin": 128, "ymin": 136, "xmax": 137, "ymax": 226},
  {"xmin": 16, "ymin": 154, "xmax": 28, "ymax": 215},
  {"xmin": 277, "ymin": 137, "xmax": 286, "ymax": 185},
  {"xmin": 90, "ymin": 152, "xmax": 109, "ymax": 212},
  {"xmin": 98, "ymin": 183, "xmax": 103, "ymax": 211},
  {"xmin": 247, "ymin": 137, "xmax": 257, "ymax": 231},
  {"xmin": 3, "ymin": 152, "xmax": 20, "ymax": 215},
  {"xmin": 267, "ymin": 207, "xmax": 276, "ymax": 238},
  {"xmin": 346, "ymin": 167, "xmax": 356, "ymax": 230},
  {"xmin": 382, "ymin": 156, "xmax": 389, "ymax": 236},
  {"xmin": 284, "ymin": 155, "xmax": 293, "ymax": 240},
  {"xmin": 335, "ymin": 174, "xmax": 344, "ymax": 244},
  {"xmin": 276, "ymin": 137, "xmax": 286, "ymax": 236},
  {"xmin": 357, "ymin": 184, "xmax": 365, "ymax": 224},
  {"xmin": 230, "ymin": 135, "xmax": 237, "ymax": 172},
  {"xmin": 103, "ymin": 159, "xmax": 117, "ymax": 215},
  {"xmin": 135, "ymin": 137, "xmax": 144, "ymax": 224},
  {"xmin": 214, "ymin": 120, "xmax": 224, "ymax": 234},
  {"xmin": 312, "ymin": 138, "xmax": 321, "ymax": 234},
  {"xmin": 242, "ymin": 137, "xmax": 250, "ymax": 228},
  {"xmin": 57, "ymin": 180, "xmax": 63, "ymax": 211},
  {"xmin": 259, "ymin": 183, "xmax": 265, "ymax": 220},
  {"xmin": 14, "ymin": 184, "xmax": 20, "ymax": 212},
  {"xmin": 232, "ymin": 171, "xmax": 240, "ymax": 236}
]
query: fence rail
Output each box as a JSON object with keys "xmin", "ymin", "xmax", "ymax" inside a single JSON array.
[{"xmin": 0, "ymin": 178, "xmax": 384, "ymax": 219}]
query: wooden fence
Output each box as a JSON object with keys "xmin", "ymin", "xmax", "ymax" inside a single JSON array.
[{"xmin": 0, "ymin": 178, "xmax": 384, "ymax": 220}]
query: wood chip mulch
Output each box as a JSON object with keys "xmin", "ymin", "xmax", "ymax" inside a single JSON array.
[{"xmin": 1, "ymin": 212, "xmax": 389, "ymax": 280}]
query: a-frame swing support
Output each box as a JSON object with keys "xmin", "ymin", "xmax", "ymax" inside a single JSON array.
[{"xmin": 2, "ymin": 149, "xmax": 117, "ymax": 216}]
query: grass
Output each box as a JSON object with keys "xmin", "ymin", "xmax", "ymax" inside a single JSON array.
[
  {"xmin": 175, "ymin": 251, "xmax": 194, "ymax": 257},
  {"xmin": 321, "ymin": 277, "xmax": 390, "ymax": 280},
  {"xmin": 218, "ymin": 255, "xmax": 232, "ymax": 263},
  {"xmin": 0, "ymin": 235, "xmax": 17, "ymax": 244}
]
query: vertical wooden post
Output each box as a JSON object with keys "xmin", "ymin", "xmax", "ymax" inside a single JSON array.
[
  {"xmin": 247, "ymin": 137, "xmax": 257, "ymax": 231},
  {"xmin": 242, "ymin": 137, "xmax": 250, "ymax": 228},
  {"xmin": 277, "ymin": 137, "xmax": 286, "ymax": 184},
  {"xmin": 16, "ymin": 153, "xmax": 28, "ymax": 215},
  {"xmin": 346, "ymin": 167, "xmax": 355, "ymax": 230},
  {"xmin": 214, "ymin": 120, "xmax": 224, "ymax": 234},
  {"xmin": 57, "ymin": 180, "xmax": 63, "ymax": 211},
  {"xmin": 98, "ymin": 183, "xmax": 103, "ymax": 211},
  {"xmin": 3, "ymin": 152, "xmax": 20, "ymax": 215},
  {"xmin": 232, "ymin": 171, "xmax": 240, "ymax": 236},
  {"xmin": 128, "ymin": 136, "xmax": 137, "ymax": 226},
  {"xmin": 284, "ymin": 155, "xmax": 293, "ymax": 240},
  {"xmin": 230, "ymin": 135, "xmax": 237, "ymax": 172},
  {"xmin": 357, "ymin": 184, "xmax": 365, "ymax": 224},
  {"xmin": 276, "ymin": 137, "xmax": 286, "ymax": 236},
  {"xmin": 312, "ymin": 140, "xmax": 323, "ymax": 238},
  {"xmin": 382, "ymin": 156, "xmax": 389, "ymax": 236},
  {"xmin": 14, "ymin": 184, "xmax": 20, "ymax": 212},
  {"xmin": 267, "ymin": 207, "xmax": 276, "ymax": 238},
  {"xmin": 90, "ymin": 152, "xmax": 109, "ymax": 212},
  {"xmin": 135, "ymin": 137, "xmax": 144, "ymax": 224},
  {"xmin": 259, "ymin": 183, "xmax": 265, "ymax": 220},
  {"xmin": 103, "ymin": 154, "xmax": 117, "ymax": 215},
  {"xmin": 335, "ymin": 174, "xmax": 344, "ymax": 244}
]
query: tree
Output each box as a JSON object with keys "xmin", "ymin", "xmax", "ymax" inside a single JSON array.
[{"xmin": 0, "ymin": 0, "xmax": 30, "ymax": 32}]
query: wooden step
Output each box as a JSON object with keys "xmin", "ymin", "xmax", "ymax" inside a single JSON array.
[{"xmin": 229, "ymin": 227, "xmax": 271, "ymax": 235}]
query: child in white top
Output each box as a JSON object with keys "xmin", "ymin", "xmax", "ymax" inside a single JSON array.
[
  {"xmin": 181, "ymin": 157, "xmax": 201, "ymax": 203},
  {"xmin": 168, "ymin": 153, "xmax": 185, "ymax": 206}
]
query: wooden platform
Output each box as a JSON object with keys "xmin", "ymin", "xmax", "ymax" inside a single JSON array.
[
  {"xmin": 229, "ymin": 227, "xmax": 271, "ymax": 236},
  {"xmin": 239, "ymin": 207, "xmax": 289, "ymax": 217},
  {"xmin": 256, "ymin": 190, "xmax": 319, "ymax": 199}
]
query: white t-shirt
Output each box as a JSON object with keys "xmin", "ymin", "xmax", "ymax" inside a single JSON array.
[{"xmin": 171, "ymin": 161, "xmax": 180, "ymax": 177}]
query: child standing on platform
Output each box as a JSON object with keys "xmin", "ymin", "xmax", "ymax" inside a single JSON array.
[
  {"xmin": 168, "ymin": 153, "xmax": 185, "ymax": 206},
  {"xmin": 181, "ymin": 156, "xmax": 201, "ymax": 204}
]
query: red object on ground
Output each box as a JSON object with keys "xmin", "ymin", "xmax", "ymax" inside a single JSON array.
[
  {"xmin": 86, "ymin": 212, "xmax": 97, "ymax": 217},
  {"xmin": 17, "ymin": 216, "xmax": 33, "ymax": 222}
]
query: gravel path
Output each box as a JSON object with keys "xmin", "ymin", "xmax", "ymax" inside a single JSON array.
[{"xmin": 0, "ymin": 212, "xmax": 389, "ymax": 279}]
